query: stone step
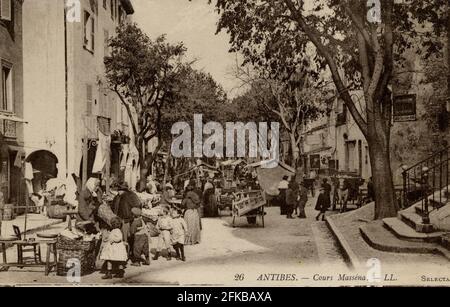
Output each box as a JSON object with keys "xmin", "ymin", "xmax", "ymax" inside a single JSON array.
[
  {"xmin": 383, "ymin": 218, "xmax": 444, "ymax": 243},
  {"xmin": 398, "ymin": 211, "xmax": 435, "ymax": 233},
  {"xmin": 414, "ymin": 201, "xmax": 448, "ymax": 215},
  {"xmin": 360, "ymin": 221, "xmax": 450, "ymax": 260}
]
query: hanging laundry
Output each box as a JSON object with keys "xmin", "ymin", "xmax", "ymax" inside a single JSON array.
[
  {"xmin": 24, "ymin": 162, "xmax": 34, "ymax": 180},
  {"xmin": 120, "ymin": 144, "xmax": 129, "ymax": 168},
  {"xmin": 14, "ymin": 151, "xmax": 22, "ymax": 168},
  {"xmin": 92, "ymin": 131, "xmax": 111, "ymax": 174}
]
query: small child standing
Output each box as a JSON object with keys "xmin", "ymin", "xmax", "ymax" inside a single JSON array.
[
  {"xmin": 130, "ymin": 208, "xmax": 150, "ymax": 266},
  {"xmin": 171, "ymin": 209, "xmax": 187, "ymax": 261},
  {"xmin": 153, "ymin": 207, "xmax": 173, "ymax": 261},
  {"xmin": 100, "ymin": 217, "xmax": 128, "ymax": 279}
]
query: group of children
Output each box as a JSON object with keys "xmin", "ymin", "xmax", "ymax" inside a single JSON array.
[{"xmin": 99, "ymin": 206, "xmax": 188, "ymax": 280}]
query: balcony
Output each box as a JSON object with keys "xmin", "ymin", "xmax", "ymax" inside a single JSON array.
[{"xmin": 0, "ymin": 119, "xmax": 16, "ymax": 139}]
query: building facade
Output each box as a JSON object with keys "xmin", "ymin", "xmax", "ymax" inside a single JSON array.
[
  {"xmin": 0, "ymin": 0, "xmax": 27, "ymax": 205},
  {"xmin": 22, "ymin": 0, "xmax": 135, "ymax": 193},
  {"xmin": 302, "ymin": 91, "xmax": 372, "ymax": 181}
]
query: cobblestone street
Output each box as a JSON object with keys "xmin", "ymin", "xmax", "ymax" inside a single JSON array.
[{"xmin": 0, "ymin": 205, "xmax": 348, "ymax": 286}]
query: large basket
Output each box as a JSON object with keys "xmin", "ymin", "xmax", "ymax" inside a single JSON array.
[{"xmin": 56, "ymin": 237, "xmax": 96, "ymax": 276}]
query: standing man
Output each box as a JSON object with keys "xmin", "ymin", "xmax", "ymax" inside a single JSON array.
[
  {"xmin": 297, "ymin": 182, "xmax": 308, "ymax": 219},
  {"xmin": 322, "ymin": 178, "xmax": 332, "ymax": 210},
  {"xmin": 309, "ymin": 169, "xmax": 317, "ymax": 197},
  {"xmin": 278, "ymin": 176, "xmax": 290, "ymax": 215},
  {"xmin": 112, "ymin": 182, "xmax": 142, "ymax": 257}
]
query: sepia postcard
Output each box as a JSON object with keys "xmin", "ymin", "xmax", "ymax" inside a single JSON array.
[{"xmin": 0, "ymin": 0, "xmax": 449, "ymax": 289}]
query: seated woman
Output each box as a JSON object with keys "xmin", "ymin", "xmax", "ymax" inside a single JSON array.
[{"xmin": 77, "ymin": 178, "xmax": 101, "ymax": 222}]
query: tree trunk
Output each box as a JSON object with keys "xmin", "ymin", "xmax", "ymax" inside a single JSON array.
[
  {"xmin": 289, "ymin": 134, "xmax": 299, "ymax": 169},
  {"xmin": 367, "ymin": 130, "xmax": 398, "ymax": 219},
  {"xmin": 138, "ymin": 141, "xmax": 148, "ymax": 192}
]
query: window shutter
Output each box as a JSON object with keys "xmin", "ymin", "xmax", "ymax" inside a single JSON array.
[
  {"xmin": 91, "ymin": 17, "xmax": 95, "ymax": 51},
  {"xmin": 0, "ymin": 0, "xmax": 12, "ymax": 21},
  {"xmin": 104, "ymin": 29, "xmax": 109, "ymax": 56},
  {"xmin": 86, "ymin": 85, "xmax": 93, "ymax": 115}
]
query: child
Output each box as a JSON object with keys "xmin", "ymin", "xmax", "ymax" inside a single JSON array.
[
  {"xmin": 130, "ymin": 208, "xmax": 150, "ymax": 266},
  {"xmin": 100, "ymin": 217, "xmax": 128, "ymax": 279},
  {"xmin": 171, "ymin": 209, "xmax": 187, "ymax": 261},
  {"xmin": 153, "ymin": 207, "xmax": 173, "ymax": 261},
  {"xmin": 315, "ymin": 187, "xmax": 330, "ymax": 221}
]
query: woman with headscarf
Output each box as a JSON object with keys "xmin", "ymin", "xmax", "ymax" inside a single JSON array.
[
  {"xmin": 77, "ymin": 178, "xmax": 101, "ymax": 222},
  {"xmin": 182, "ymin": 185, "xmax": 201, "ymax": 245}
]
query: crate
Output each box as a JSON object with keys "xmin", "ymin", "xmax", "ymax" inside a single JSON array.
[{"xmin": 56, "ymin": 237, "xmax": 96, "ymax": 276}]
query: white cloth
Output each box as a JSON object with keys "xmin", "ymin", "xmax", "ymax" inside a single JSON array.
[
  {"xmin": 171, "ymin": 217, "xmax": 187, "ymax": 245},
  {"xmin": 204, "ymin": 182, "xmax": 213, "ymax": 192},
  {"xmin": 100, "ymin": 229, "xmax": 128, "ymax": 262},
  {"xmin": 24, "ymin": 162, "xmax": 34, "ymax": 180},
  {"xmin": 92, "ymin": 131, "xmax": 111, "ymax": 174},
  {"xmin": 278, "ymin": 180, "xmax": 289, "ymax": 190}
]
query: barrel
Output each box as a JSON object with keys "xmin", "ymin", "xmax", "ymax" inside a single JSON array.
[
  {"xmin": 47, "ymin": 205, "xmax": 68, "ymax": 219},
  {"xmin": 2, "ymin": 204, "xmax": 14, "ymax": 221}
]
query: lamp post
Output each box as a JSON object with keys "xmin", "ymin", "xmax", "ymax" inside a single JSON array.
[{"xmin": 421, "ymin": 166, "xmax": 430, "ymax": 224}]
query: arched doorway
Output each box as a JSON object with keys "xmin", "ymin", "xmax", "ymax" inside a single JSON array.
[{"xmin": 25, "ymin": 150, "xmax": 59, "ymax": 193}]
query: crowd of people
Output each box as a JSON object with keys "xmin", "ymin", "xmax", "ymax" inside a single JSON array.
[
  {"xmin": 73, "ymin": 177, "xmax": 205, "ymax": 280},
  {"xmin": 277, "ymin": 173, "xmax": 375, "ymax": 222}
]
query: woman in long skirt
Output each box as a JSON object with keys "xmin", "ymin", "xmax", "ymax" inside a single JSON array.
[{"xmin": 183, "ymin": 185, "xmax": 202, "ymax": 245}]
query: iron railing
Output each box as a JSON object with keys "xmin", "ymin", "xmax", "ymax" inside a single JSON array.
[{"xmin": 402, "ymin": 146, "xmax": 450, "ymax": 224}]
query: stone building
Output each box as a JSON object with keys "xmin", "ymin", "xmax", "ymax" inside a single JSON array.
[
  {"xmin": 22, "ymin": 0, "xmax": 135, "ymax": 192},
  {"xmin": 0, "ymin": 0, "xmax": 28, "ymax": 206}
]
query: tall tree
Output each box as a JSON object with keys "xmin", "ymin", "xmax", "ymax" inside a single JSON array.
[
  {"xmin": 231, "ymin": 65, "xmax": 324, "ymax": 168},
  {"xmin": 104, "ymin": 23, "xmax": 188, "ymax": 191},
  {"xmin": 208, "ymin": 0, "xmax": 410, "ymax": 219}
]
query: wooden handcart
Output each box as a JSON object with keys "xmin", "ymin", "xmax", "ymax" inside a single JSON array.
[{"xmin": 231, "ymin": 191, "xmax": 266, "ymax": 228}]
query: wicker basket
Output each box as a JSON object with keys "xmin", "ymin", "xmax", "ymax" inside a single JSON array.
[{"xmin": 56, "ymin": 236, "xmax": 97, "ymax": 276}]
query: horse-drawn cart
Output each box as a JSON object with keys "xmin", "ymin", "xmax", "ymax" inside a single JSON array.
[{"xmin": 231, "ymin": 190, "xmax": 266, "ymax": 228}]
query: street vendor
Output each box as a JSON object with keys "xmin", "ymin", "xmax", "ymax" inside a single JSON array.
[
  {"xmin": 183, "ymin": 185, "xmax": 202, "ymax": 245},
  {"xmin": 77, "ymin": 178, "xmax": 101, "ymax": 222},
  {"xmin": 112, "ymin": 182, "xmax": 142, "ymax": 255}
]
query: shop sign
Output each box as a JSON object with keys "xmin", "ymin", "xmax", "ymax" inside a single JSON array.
[{"xmin": 393, "ymin": 94, "xmax": 416, "ymax": 122}]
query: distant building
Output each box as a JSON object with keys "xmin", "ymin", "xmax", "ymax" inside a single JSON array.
[
  {"xmin": 302, "ymin": 91, "xmax": 371, "ymax": 181},
  {"xmin": 22, "ymin": 0, "xmax": 135, "ymax": 191}
]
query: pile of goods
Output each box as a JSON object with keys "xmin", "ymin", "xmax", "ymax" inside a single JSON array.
[{"xmin": 56, "ymin": 224, "xmax": 99, "ymax": 277}]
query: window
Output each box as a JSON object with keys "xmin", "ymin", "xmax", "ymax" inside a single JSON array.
[
  {"xmin": 110, "ymin": 0, "xmax": 114, "ymax": 19},
  {"xmin": 1, "ymin": 63, "xmax": 13, "ymax": 112},
  {"xmin": 83, "ymin": 11, "xmax": 95, "ymax": 52},
  {"xmin": 336, "ymin": 99, "xmax": 347, "ymax": 127},
  {"xmin": 86, "ymin": 84, "xmax": 93, "ymax": 115},
  {"xmin": 0, "ymin": 0, "xmax": 11, "ymax": 21},
  {"xmin": 104, "ymin": 29, "xmax": 109, "ymax": 56}
]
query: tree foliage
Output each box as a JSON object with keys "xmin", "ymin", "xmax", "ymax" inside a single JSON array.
[{"xmin": 104, "ymin": 22, "xmax": 188, "ymax": 190}]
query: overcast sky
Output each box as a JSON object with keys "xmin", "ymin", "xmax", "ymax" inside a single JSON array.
[{"xmin": 132, "ymin": 0, "xmax": 242, "ymax": 98}]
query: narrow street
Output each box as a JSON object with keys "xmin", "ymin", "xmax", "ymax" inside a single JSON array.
[{"xmin": 0, "ymin": 204, "xmax": 347, "ymax": 285}]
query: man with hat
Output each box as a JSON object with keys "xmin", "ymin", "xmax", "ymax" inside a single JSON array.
[
  {"xmin": 112, "ymin": 181, "xmax": 142, "ymax": 258},
  {"xmin": 130, "ymin": 207, "xmax": 150, "ymax": 266}
]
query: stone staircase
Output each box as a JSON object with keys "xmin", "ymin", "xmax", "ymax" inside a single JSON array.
[{"xmin": 360, "ymin": 186, "xmax": 450, "ymax": 260}]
